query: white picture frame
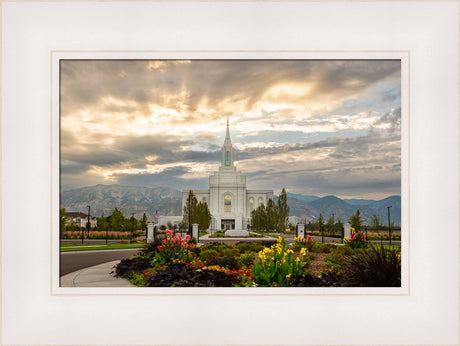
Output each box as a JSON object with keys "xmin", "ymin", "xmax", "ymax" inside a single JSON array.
[{"xmin": 1, "ymin": 1, "xmax": 458, "ymax": 345}]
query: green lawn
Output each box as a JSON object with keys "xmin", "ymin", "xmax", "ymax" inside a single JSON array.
[{"xmin": 60, "ymin": 242, "xmax": 145, "ymax": 252}]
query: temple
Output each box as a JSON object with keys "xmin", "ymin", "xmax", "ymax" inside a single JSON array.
[{"xmin": 182, "ymin": 118, "xmax": 273, "ymax": 236}]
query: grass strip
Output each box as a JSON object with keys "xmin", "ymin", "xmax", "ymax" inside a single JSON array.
[{"xmin": 60, "ymin": 243, "xmax": 144, "ymax": 252}]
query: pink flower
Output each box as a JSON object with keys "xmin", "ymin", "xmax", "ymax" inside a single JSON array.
[
  {"xmin": 166, "ymin": 229, "xmax": 173, "ymax": 237},
  {"xmin": 185, "ymin": 235, "xmax": 191, "ymax": 242},
  {"xmin": 157, "ymin": 245, "xmax": 165, "ymax": 250},
  {"xmin": 162, "ymin": 239, "xmax": 167, "ymax": 243}
]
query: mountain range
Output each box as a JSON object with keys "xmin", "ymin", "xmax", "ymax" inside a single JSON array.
[{"xmin": 61, "ymin": 184, "xmax": 401, "ymax": 226}]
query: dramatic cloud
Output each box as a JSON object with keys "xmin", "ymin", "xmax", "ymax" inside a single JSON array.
[{"xmin": 60, "ymin": 59, "xmax": 401, "ymax": 199}]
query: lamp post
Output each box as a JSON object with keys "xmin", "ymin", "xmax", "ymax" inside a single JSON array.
[
  {"xmin": 188, "ymin": 190, "xmax": 192, "ymax": 237},
  {"xmin": 387, "ymin": 206, "xmax": 392, "ymax": 246},
  {"xmin": 81, "ymin": 212, "xmax": 84, "ymax": 244},
  {"xmin": 87, "ymin": 205, "xmax": 91, "ymax": 239},
  {"xmin": 331, "ymin": 213, "xmax": 335, "ymax": 236},
  {"xmin": 131, "ymin": 213, "xmax": 135, "ymax": 242}
]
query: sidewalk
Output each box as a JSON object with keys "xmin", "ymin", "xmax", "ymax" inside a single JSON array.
[
  {"xmin": 60, "ymin": 260, "xmax": 136, "ymax": 287},
  {"xmin": 198, "ymin": 232, "xmax": 277, "ymax": 244}
]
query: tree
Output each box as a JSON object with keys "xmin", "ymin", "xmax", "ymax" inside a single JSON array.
[
  {"xmin": 109, "ymin": 207, "xmax": 125, "ymax": 231},
  {"xmin": 167, "ymin": 221, "xmax": 174, "ymax": 230},
  {"xmin": 326, "ymin": 216, "xmax": 335, "ymax": 235},
  {"xmin": 97, "ymin": 213, "xmax": 108, "ymax": 231},
  {"xmin": 140, "ymin": 213, "xmax": 148, "ymax": 231},
  {"xmin": 182, "ymin": 191, "xmax": 211, "ymax": 231},
  {"xmin": 349, "ymin": 209, "xmax": 363, "ymax": 230},
  {"xmin": 276, "ymin": 188, "xmax": 290, "ymax": 232},
  {"xmin": 60, "ymin": 207, "xmax": 67, "ymax": 236},
  {"xmin": 317, "ymin": 213, "xmax": 325, "ymax": 233},
  {"xmin": 266, "ymin": 198, "xmax": 278, "ymax": 231},
  {"xmin": 251, "ymin": 204, "xmax": 267, "ymax": 231},
  {"xmin": 67, "ymin": 220, "xmax": 79, "ymax": 231},
  {"xmin": 195, "ymin": 201, "xmax": 211, "ymax": 231},
  {"xmin": 336, "ymin": 218, "xmax": 344, "ymax": 235},
  {"xmin": 371, "ymin": 214, "xmax": 381, "ymax": 231},
  {"xmin": 182, "ymin": 190, "xmax": 198, "ymax": 231}
]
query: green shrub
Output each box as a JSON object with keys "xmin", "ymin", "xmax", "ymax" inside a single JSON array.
[
  {"xmin": 291, "ymin": 242, "xmax": 305, "ymax": 252},
  {"xmin": 323, "ymin": 246, "xmax": 352, "ymax": 271},
  {"xmin": 219, "ymin": 248, "xmax": 239, "ymax": 258},
  {"xmin": 238, "ymin": 251, "xmax": 256, "ymax": 267},
  {"xmin": 235, "ymin": 242, "xmax": 265, "ymax": 253},
  {"xmin": 312, "ymin": 242, "xmax": 333, "ymax": 253},
  {"xmin": 200, "ymin": 249, "xmax": 219, "ymax": 261}
]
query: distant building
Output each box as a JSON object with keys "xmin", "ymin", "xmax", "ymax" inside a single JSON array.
[
  {"xmin": 65, "ymin": 212, "xmax": 97, "ymax": 228},
  {"xmin": 158, "ymin": 215, "xmax": 183, "ymax": 229}
]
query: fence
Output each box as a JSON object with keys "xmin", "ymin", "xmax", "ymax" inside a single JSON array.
[{"xmin": 61, "ymin": 230, "xmax": 144, "ymax": 240}]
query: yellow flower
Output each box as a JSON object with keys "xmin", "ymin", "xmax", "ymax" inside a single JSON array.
[
  {"xmin": 344, "ymin": 236, "xmax": 350, "ymax": 241},
  {"xmin": 295, "ymin": 257, "xmax": 300, "ymax": 263},
  {"xmin": 300, "ymin": 248, "xmax": 307, "ymax": 256}
]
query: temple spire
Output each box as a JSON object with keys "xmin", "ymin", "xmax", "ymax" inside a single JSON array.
[
  {"xmin": 221, "ymin": 116, "xmax": 234, "ymax": 169},
  {"xmin": 225, "ymin": 116, "xmax": 231, "ymax": 145}
]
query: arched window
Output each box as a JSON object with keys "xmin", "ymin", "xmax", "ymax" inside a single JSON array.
[
  {"xmin": 202, "ymin": 197, "xmax": 206, "ymax": 204},
  {"xmin": 249, "ymin": 197, "xmax": 254, "ymax": 211},
  {"xmin": 226, "ymin": 151, "xmax": 230, "ymax": 166},
  {"xmin": 258, "ymin": 197, "xmax": 263, "ymax": 206},
  {"xmin": 224, "ymin": 194, "xmax": 232, "ymax": 212}
]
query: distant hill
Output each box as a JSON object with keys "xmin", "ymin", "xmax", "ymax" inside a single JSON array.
[
  {"xmin": 61, "ymin": 184, "xmax": 182, "ymax": 220},
  {"xmin": 276, "ymin": 195, "xmax": 320, "ymax": 219},
  {"xmin": 344, "ymin": 198, "xmax": 376, "ymax": 205},
  {"xmin": 286, "ymin": 192, "xmax": 320, "ymax": 203},
  {"xmin": 61, "ymin": 184, "xmax": 401, "ymax": 226},
  {"xmin": 277, "ymin": 194, "xmax": 401, "ymax": 226},
  {"xmin": 368, "ymin": 196, "xmax": 401, "ymax": 226}
]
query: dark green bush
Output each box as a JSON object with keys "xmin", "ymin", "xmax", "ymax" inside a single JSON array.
[
  {"xmin": 112, "ymin": 257, "xmax": 152, "ymax": 277},
  {"xmin": 187, "ymin": 246, "xmax": 201, "ymax": 257},
  {"xmin": 206, "ymin": 256, "xmax": 239, "ymax": 270},
  {"xmin": 341, "ymin": 245, "xmax": 401, "ymax": 287},
  {"xmin": 146, "ymin": 263, "xmax": 235, "ymax": 287},
  {"xmin": 141, "ymin": 238, "xmax": 163, "ymax": 257},
  {"xmin": 290, "ymin": 269, "xmax": 344, "ymax": 287}
]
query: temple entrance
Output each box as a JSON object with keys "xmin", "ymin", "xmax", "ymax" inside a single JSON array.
[{"xmin": 221, "ymin": 219, "xmax": 235, "ymax": 231}]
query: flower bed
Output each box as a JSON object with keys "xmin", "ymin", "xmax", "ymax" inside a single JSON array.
[{"xmin": 113, "ymin": 231, "xmax": 401, "ymax": 287}]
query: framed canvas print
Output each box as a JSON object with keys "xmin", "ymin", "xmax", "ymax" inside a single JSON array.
[
  {"xmin": 54, "ymin": 54, "xmax": 408, "ymax": 296},
  {"xmin": 1, "ymin": 1, "xmax": 458, "ymax": 345}
]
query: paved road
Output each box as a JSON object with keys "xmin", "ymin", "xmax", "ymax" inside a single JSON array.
[{"xmin": 60, "ymin": 249, "xmax": 142, "ymax": 276}]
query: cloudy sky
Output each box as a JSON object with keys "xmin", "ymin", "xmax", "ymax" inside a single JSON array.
[{"xmin": 60, "ymin": 59, "xmax": 401, "ymax": 200}]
